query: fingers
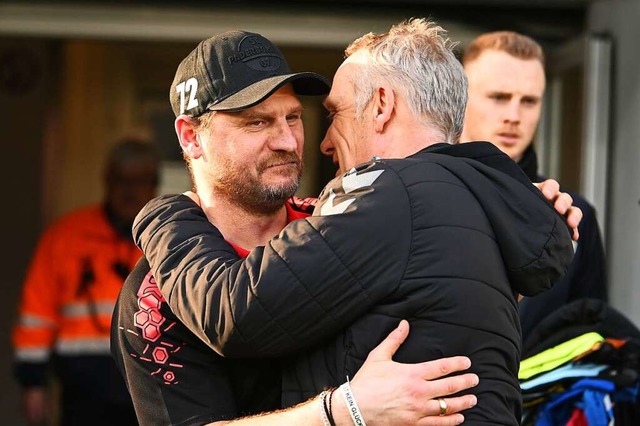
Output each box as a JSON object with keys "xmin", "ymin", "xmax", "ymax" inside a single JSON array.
[
  {"xmin": 419, "ymin": 372, "xmax": 479, "ymax": 398},
  {"xmin": 554, "ymin": 193, "xmax": 574, "ymax": 216},
  {"xmin": 536, "ymin": 179, "xmax": 573, "ymax": 216},
  {"xmin": 419, "ymin": 413, "xmax": 465, "ymax": 426},
  {"xmin": 425, "ymin": 395, "xmax": 477, "ymax": 417},
  {"xmin": 566, "ymin": 206, "xmax": 583, "ymax": 241},
  {"xmin": 535, "ymin": 179, "xmax": 582, "ymax": 241},
  {"xmin": 537, "ymin": 179, "xmax": 560, "ymax": 202},
  {"xmin": 417, "ymin": 395, "xmax": 477, "ymax": 425},
  {"xmin": 412, "ymin": 358, "xmax": 477, "ymax": 402},
  {"xmin": 554, "ymin": 195, "xmax": 581, "ymax": 241},
  {"xmin": 566, "ymin": 206, "xmax": 583, "ymax": 229},
  {"xmin": 366, "ymin": 320, "xmax": 410, "ymax": 361},
  {"xmin": 418, "ymin": 356, "xmax": 472, "ymax": 381}
]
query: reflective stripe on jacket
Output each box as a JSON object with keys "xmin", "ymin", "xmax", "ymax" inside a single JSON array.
[{"xmin": 13, "ymin": 205, "xmax": 141, "ymax": 385}]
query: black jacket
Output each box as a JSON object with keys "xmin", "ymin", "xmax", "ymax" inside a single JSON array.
[
  {"xmin": 111, "ymin": 258, "xmax": 281, "ymax": 426},
  {"xmin": 111, "ymin": 199, "xmax": 311, "ymax": 425},
  {"xmin": 134, "ymin": 142, "xmax": 574, "ymax": 425},
  {"xmin": 517, "ymin": 145, "xmax": 608, "ymax": 340}
]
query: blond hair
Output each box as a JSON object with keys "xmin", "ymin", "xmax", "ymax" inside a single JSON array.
[{"xmin": 462, "ymin": 31, "xmax": 544, "ymax": 66}]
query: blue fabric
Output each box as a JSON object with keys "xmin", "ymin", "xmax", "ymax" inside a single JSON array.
[
  {"xmin": 581, "ymin": 386, "xmax": 613, "ymax": 425},
  {"xmin": 535, "ymin": 379, "xmax": 615, "ymax": 426},
  {"xmin": 520, "ymin": 363, "xmax": 607, "ymax": 391}
]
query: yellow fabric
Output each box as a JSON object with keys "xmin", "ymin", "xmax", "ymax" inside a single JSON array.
[{"xmin": 519, "ymin": 332, "xmax": 605, "ymax": 380}]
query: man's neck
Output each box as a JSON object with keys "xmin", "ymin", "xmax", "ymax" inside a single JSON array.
[
  {"xmin": 197, "ymin": 191, "xmax": 288, "ymax": 251},
  {"xmin": 380, "ymin": 121, "xmax": 446, "ymax": 159},
  {"xmin": 373, "ymin": 99, "xmax": 447, "ymax": 159}
]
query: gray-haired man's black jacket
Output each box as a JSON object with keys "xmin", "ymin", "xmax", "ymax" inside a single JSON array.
[
  {"xmin": 133, "ymin": 142, "xmax": 574, "ymax": 425},
  {"xmin": 517, "ymin": 145, "xmax": 607, "ymax": 341}
]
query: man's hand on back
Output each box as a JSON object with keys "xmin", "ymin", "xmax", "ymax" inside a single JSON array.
[{"xmin": 535, "ymin": 179, "xmax": 582, "ymax": 241}]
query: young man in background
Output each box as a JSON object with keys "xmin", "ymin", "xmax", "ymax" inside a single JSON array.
[{"xmin": 461, "ymin": 31, "xmax": 607, "ymax": 339}]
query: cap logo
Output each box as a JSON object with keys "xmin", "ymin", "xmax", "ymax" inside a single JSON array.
[
  {"xmin": 228, "ymin": 35, "xmax": 282, "ymax": 72},
  {"xmin": 176, "ymin": 77, "xmax": 199, "ymax": 114}
]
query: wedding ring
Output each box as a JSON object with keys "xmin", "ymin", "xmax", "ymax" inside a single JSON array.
[{"xmin": 437, "ymin": 398, "xmax": 447, "ymax": 416}]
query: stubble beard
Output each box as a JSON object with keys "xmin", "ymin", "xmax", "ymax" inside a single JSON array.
[{"xmin": 216, "ymin": 152, "xmax": 303, "ymax": 216}]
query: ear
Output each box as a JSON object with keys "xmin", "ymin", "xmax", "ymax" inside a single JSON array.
[
  {"xmin": 175, "ymin": 115, "xmax": 204, "ymax": 159},
  {"xmin": 372, "ymin": 84, "xmax": 395, "ymax": 133}
]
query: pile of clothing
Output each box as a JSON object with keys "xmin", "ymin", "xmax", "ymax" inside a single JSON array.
[{"xmin": 520, "ymin": 299, "xmax": 640, "ymax": 425}]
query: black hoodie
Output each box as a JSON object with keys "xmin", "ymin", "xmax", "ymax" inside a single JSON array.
[{"xmin": 134, "ymin": 141, "xmax": 574, "ymax": 425}]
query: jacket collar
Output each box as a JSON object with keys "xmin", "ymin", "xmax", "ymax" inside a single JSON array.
[
  {"xmin": 417, "ymin": 141, "xmax": 533, "ymax": 188},
  {"xmin": 518, "ymin": 144, "xmax": 542, "ymax": 182}
]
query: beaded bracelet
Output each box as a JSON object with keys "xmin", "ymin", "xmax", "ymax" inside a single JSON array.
[
  {"xmin": 319, "ymin": 390, "xmax": 331, "ymax": 426},
  {"xmin": 323, "ymin": 388, "xmax": 337, "ymax": 426}
]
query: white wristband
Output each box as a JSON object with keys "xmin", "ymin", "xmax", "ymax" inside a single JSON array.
[{"xmin": 339, "ymin": 380, "xmax": 367, "ymax": 426}]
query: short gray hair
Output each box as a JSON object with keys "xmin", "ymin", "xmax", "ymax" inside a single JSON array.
[{"xmin": 346, "ymin": 18, "xmax": 467, "ymax": 143}]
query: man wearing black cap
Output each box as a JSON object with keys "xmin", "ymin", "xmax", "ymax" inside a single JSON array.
[{"xmin": 111, "ymin": 30, "xmax": 480, "ymax": 426}]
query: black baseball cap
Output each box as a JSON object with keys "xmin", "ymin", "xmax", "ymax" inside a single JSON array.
[{"xmin": 170, "ymin": 30, "xmax": 331, "ymax": 117}]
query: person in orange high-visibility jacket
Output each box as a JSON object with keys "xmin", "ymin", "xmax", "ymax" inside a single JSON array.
[{"xmin": 13, "ymin": 138, "xmax": 159, "ymax": 426}]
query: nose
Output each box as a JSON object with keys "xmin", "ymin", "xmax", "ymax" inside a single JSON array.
[
  {"xmin": 504, "ymin": 101, "xmax": 521, "ymax": 124},
  {"xmin": 320, "ymin": 134, "xmax": 334, "ymax": 157},
  {"xmin": 269, "ymin": 120, "xmax": 299, "ymax": 152}
]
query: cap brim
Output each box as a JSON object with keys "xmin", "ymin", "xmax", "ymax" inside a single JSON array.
[{"xmin": 208, "ymin": 72, "xmax": 331, "ymax": 112}]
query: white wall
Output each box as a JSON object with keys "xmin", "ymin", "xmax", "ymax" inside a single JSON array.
[{"xmin": 588, "ymin": 0, "xmax": 640, "ymax": 327}]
